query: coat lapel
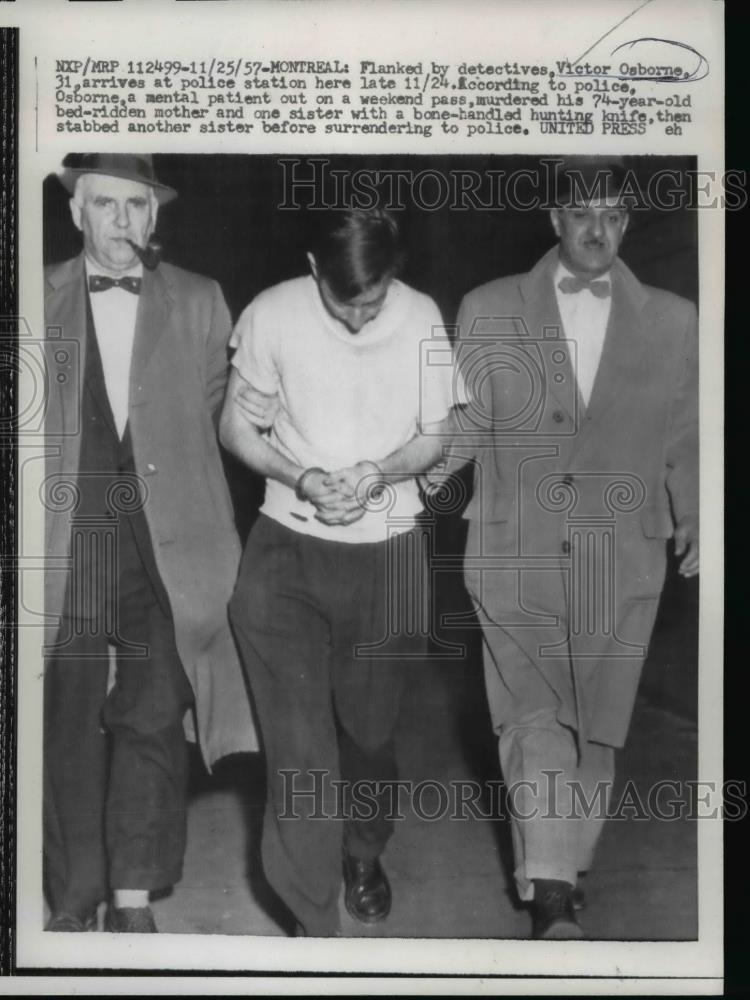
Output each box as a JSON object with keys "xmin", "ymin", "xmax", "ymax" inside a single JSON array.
[
  {"xmin": 82, "ymin": 291, "xmax": 120, "ymax": 437},
  {"xmin": 581, "ymin": 258, "xmax": 649, "ymax": 427},
  {"xmin": 130, "ymin": 265, "xmax": 174, "ymax": 401},
  {"xmin": 518, "ymin": 248, "xmax": 581, "ymax": 423}
]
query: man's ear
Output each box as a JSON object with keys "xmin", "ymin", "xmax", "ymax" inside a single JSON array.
[
  {"xmin": 306, "ymin": 252, "xmax": 318, "ymax": 280},
  {"xmin": 69, "ymin": 198, "xmax": 83, "ymax": 233},
  {"xmin": 620, "ymin": 211, "xmax": 630, "ymax": 238},
  {"xmin": 549, "ymin": 209, "xmax": 561, "ymax": 239}
]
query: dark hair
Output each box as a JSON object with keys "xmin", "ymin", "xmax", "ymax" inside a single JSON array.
[{"xmin": 308, "ymin": 208, "xmax": 403, "ymax": 301}]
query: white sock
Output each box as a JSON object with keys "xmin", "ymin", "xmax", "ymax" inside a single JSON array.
[{"xmin": 113, "ymin": 889, "xmax": 150, "ymax": 910}]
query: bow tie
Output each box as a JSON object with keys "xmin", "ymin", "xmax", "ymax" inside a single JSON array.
[
  {"xmin": 558, "ymin": 275, "xmax": 610, "ymax": 299},
  {"xmin": 88, "ymin": 274, "xmax": 142, "ymax": 295}
]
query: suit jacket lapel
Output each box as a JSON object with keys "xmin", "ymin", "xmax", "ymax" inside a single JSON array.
[
  {"xmin": 83, "ymin": 289, "xmax": 120, "ymax": 437},
  {"xmin": 518, "ymin": 248, "xmax": 581, "ymax": 423},
  {"xmin": 582, "ymin": 257, "xmax": 649, "ymax": 427},
  {"xmin": 130, "ymin": 265, "xmax": 173, "ymax": 401}
]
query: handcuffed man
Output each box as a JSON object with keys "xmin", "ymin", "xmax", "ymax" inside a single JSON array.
[{"xmin": 221, "ymin": 208, "xmax": 466, "ymax": 936}]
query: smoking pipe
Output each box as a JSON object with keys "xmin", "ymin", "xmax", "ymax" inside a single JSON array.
[{"xmin": 126, "ymin": 237, "xmax": 162, "ymax": 270}]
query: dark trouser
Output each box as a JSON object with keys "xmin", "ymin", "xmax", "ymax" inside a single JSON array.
[
  {"xmin": 230, "ymin": 515, "xmax": 427, "ymax": 936},
  {"xmin": 43, "ymin": 580, "xmax": 193, "ymax": 919}
]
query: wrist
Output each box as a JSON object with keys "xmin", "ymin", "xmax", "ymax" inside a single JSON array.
[
  {"xmin": 295, "ymin": 466, "xmax": 325, "ymax": 502},
  {"xmin": 358, "ymin": 460, "xmax": 385, "ymax": 504},
  {"xmin": 360, "ymin": 459, "xmax": 382, "ymax": 478}
]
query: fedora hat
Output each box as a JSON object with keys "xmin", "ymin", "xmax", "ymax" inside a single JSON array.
[
  {"xmin": 552, "ymin": 156, "xmax": 632, "ymax": 208},
  {"xmin": 58, "ymin": 153, "xmax": 177, "ymax": 204}
]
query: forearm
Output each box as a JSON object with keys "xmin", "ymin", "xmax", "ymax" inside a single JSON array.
[
  {"xmin": 220, "ymin": 373, "xmax": 302, "ymax": 488},
  {"xmin": 226, "ymin": 425, "xmax": 302, "ymax": 489},
  {"xmin": 377, "ymin": 412, "xmax": 457, "ymax": 481}
]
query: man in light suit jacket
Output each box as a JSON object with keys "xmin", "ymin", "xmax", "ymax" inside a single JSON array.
[
  {"xmin": 452, "ymin": 160, "xmax": 698, "ymax": 939},
  {"xmin": 43, "ymin": 153, "xmax": 258, "ymax": 932}
]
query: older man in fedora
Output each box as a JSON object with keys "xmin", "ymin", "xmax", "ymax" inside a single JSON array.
[{"xmin": 43, "ymin": 153, "xmax": 260, "ymax": 932}]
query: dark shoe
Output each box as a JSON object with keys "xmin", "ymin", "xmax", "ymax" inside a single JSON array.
[
  {"xmin": 105, "ymin": 905, "xmax": 157, "ymax": 933},
  {"xmin": 46, "ymin": 909, "xmax": 98, "ymax": 932},
  {"xmin": 531, "ymin": 879, "xmax": 583, "ymax": 940},
  {"xmin": 573, "ymin": 871, "xmax": 588, "ymax": 910},
  {"xmin": 343, "ymin": 854, "xmax": 391, "ymax": 924}
]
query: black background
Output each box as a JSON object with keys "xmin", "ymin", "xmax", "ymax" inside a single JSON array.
[{"xmin": 44, "ymin": 153, "xmax": 698, "ymax": 322}]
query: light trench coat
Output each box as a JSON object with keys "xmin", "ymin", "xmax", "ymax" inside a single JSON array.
[{"xmin": 44, "ymin": 254, "xmax": 258, "ymax": 766}]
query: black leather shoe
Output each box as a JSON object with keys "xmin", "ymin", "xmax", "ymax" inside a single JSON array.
[
  {"xmin": 105, "ymin": 905, "xmax": 157, "ymax": 933},
  {"xmin": 343, "ymin": 854, "xmax": 391, "ymax": 924},
  {"xmin": 573, "ymin": 871, "xmax": 587, "ymax": 911},
  {"xmin": 531, "ymin": 879, "xmax": 583, "ymax": 939},
  {"xmin": 46, "ymin": 910, "xmax": 98, "ymax": 932}
]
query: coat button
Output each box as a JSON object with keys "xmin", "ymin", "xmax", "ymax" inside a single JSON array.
[
  {"xmin": 561, "ymin": 540, "xmax": 571, "ymax": 554},
  {"xmin": 553, "ymin": 410, "xmax": 565, "ymax": 423}
]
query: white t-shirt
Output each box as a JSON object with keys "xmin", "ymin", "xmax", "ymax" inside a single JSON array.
[{"xmin": 230, "ymin": 275, "xmax": 465, "ymax": 543}]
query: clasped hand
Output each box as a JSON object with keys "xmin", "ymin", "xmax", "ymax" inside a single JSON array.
[
  {"xmin": 233, "ymin": 384, "xmax": 383, "ymax": 528},
  {"xmin": 302, "ymin": 462, "xmax": 383, "ymax": 526}
]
